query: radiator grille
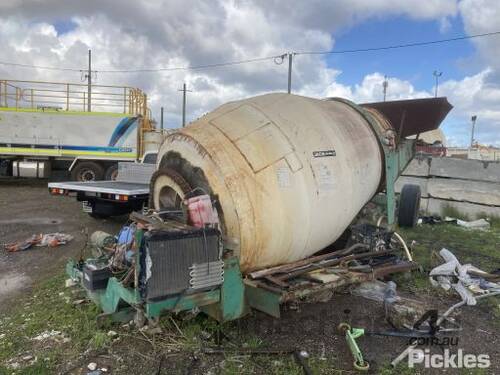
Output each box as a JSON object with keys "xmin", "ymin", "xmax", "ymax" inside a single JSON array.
[{"xmin": 139, "ymin": 228, "xmax": 221, "ymax": 301}]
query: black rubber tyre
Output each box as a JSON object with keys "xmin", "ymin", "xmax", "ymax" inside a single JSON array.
[
  {"xmin": 398, "ymin": 184, "xmax": 421, "ymax": 227},
  {"xmin": 104, "ymin": 164, "xmax": 119, "ymax": 180},
  {"xmin": 71, "ymin": 161, "xmax": 104, "ymax": 181}
]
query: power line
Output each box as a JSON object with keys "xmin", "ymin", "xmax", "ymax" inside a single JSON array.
[
  {"xmin": 97, "ymin": 54, "xmax": 282, "ymax": 73},
  {"xmin": 295, "ymin": 30, "xmax": 500, "ymax": 55},
  {"xmin": 0, "ymin": 61, "xmax": 82, "ymax": 72},
  {"xmin": 0, "ymin": 54, "xmax": 281, "ymax": 73},
  {"xmin": 0, "ymin": 30, "xmax": 499, "ymax": 73}
]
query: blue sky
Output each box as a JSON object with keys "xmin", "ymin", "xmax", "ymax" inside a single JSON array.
[
  {"xmin": 53, "ymin": 19, "xmax": 77, "ymax": 35},
  {"xmin": 328, "ymin": 15, "xmax": 476, "ymax": 99}
]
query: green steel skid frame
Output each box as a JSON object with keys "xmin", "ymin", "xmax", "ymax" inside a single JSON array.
[{"xmin": 66, "ymin": 99, "xmax": 415, "ymax": 322}]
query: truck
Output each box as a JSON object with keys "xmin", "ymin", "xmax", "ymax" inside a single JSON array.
[
  {"xmin": 48, "ymin": 151, "xmax": 157, "ymax": 218},
  {"xmin": 0, "ymin": 79, "xmax": 162, "ymax": 181}
]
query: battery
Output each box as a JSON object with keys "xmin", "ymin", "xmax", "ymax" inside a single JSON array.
[{"xmin": 82, "ymin": 265, "xmax": 112, "ymax": 291}]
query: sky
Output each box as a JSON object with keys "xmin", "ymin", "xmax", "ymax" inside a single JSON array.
[{"xmin": 0, "ymin": 0, "xmax": 499, "ymax": 147}]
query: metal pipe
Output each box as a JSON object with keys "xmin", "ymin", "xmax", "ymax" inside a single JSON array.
[{"xmin": 393, "ymin": 232, "xmax": 412, "ymax": 262}]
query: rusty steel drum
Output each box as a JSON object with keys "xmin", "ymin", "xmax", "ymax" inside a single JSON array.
[{"xmin": 153, "ymin": 93, "xmax": 385, "ymax": 272}]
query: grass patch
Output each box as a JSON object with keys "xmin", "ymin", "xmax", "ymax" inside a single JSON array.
[
  {"xmin": 0, "ymin": 274, "xmax": 104, "ymax": 374},
  {"xmin": 441, "ymin": 203, "xmax": 471, "ymax": 221},
  {"xmin": 218, "ymin": 353, "xmax": 341, "ymax": 375},
  {"xmin": 378, "ymin": 362, "xmax": 418, "ymax": 375},
  {"xmin": 398, "ymin": 223, "xmax": 500, "ymax": 272}
]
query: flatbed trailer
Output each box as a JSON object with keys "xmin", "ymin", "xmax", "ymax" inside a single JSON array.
[{"xmin": 49, "ymin": 159, "xmax": 155, "ymax": 218}]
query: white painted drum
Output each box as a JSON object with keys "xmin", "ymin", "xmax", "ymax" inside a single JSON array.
[{"xmin": 154, "ymin": 93, "xmax": 383, "ymax": 272}]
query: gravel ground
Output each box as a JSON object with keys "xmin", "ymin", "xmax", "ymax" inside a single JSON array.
[{"xmin": 0, "ymin": 178, "xmax": 123, "ymax": 312}]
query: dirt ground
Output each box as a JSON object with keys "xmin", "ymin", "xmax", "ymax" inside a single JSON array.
[
  {"xmin": 0, "ymin": 178, "xmax": 123, "ymax": 312},
  {"xmin": 0, "ymin": 178, "xmax": 499, "ymax": 374}
]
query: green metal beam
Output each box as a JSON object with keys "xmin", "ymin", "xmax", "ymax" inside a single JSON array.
[
  {"xmin": 146, "ymin": 290, "xmax": 220, "ymax": 318},
  {"xmin": 244, "ymin": 281, "xmax": 282, "ymax": 318}
]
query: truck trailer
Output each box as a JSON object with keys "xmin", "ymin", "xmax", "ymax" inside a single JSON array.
[{"xmin": 0, "ymin": 79, "xmax": 161, "ymax": 181}]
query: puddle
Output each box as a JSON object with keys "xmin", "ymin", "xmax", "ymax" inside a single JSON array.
[
  {"xmin": 0, "ymin": 272, "xmax": 31, "ymax": 298},
  {"xmin": 0, "ymin": 218, "xmax": 62, "ymax": 225}
]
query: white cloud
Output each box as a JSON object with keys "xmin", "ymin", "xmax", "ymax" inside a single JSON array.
[{"xmin": 439, "ymin": 17, "xmax": 452, "ymax": 33}]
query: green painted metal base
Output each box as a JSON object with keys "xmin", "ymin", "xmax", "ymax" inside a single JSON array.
[
  {"xmin": 201, "ymin": 256, "xmax": 249, "ymax": 321},
  {"xmin": 66, "ymin": 256, "xmax": 248, "ymax": 323}
]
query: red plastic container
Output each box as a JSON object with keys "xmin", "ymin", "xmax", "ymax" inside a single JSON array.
[{"xmin": 186, "ymin": 195, "xmax": 219, "ymax": 227}]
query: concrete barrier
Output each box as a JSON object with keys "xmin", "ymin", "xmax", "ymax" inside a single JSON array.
[{"xmin": 396, "ymin": 156, "xmax": 500, "ymax": 219}]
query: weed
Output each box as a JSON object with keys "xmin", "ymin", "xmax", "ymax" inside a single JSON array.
[
  {"xmin": 89, "ymin": 331, "xmax": 111, "ymax": 350},
  {"xmin": 441, "ymin": 203, "xmax": 470, "ymax": 221},
  {"xmin": 378, "ymin": 362, "xmax": 418, "ymax": 374}
]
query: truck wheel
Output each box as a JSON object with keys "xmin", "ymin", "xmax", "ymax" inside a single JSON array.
[
  {"xmin": 398, "ymin": 184, "xmax": 421, "ymax": 227},
  {"xmin": 104, "ymin": 164, "xmax": 118, "ymax": 180},
  {"xmin": 71, "ymin": 161, "xmax": 104, "ymax": 181}
]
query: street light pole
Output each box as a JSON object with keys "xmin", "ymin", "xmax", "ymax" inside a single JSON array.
[
  {"xmin": 433, "ymin": 70, "xmax": 443, "ymax": 97},
  {"xmin": 470, "ymin": 115, "xmax": 477, "ymax": 148}
]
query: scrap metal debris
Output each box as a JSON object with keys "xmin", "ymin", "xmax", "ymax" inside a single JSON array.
[
  {"xmin": 248, "ymin": 224, "xmax": 417, "ymax": 303},
  {"xmin": 4, "ymin": 233, "xmax": 73, "ymax": 252}
]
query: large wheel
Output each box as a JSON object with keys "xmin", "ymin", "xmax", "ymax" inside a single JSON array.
[
  {"xmin": 398, "ymin": 184, "xmax": 421, "ymax": 227},
  {"xmin": 71, "ymin": 161, "xmax": 104, "ymax": 181},
  {"xmin": 104, "ymin": 164, "xmax": 118, "ymax": 180},
  {"xmin": 149, "ymin": 168, "xmax": 191, "ymax": 211}
]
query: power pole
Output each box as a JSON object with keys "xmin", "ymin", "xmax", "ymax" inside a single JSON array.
[
  {"xmin": 178, "ymin": 83, "xmax": 192, "ymax": 127},
  {"xmin": 433, "ymin": 70, "xmax": 442, "ymax": 97},
  {"xmin": 80, "ymin": 50, "xmax": 95, "ymax": 112},
  {"xmin": 287, "ymin": 52, "xmax": 293, "ymax": 94},
  {"xmin": 470, "ymin": 115, "xmax": 477, "ymax": 148},
  {"xmin": 87, "ymin": 50, "xmax": 91, "ymax": 112},
  {"xmin": 383, "ymin": 75, "xmax": 388, "ymax": 102}
]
